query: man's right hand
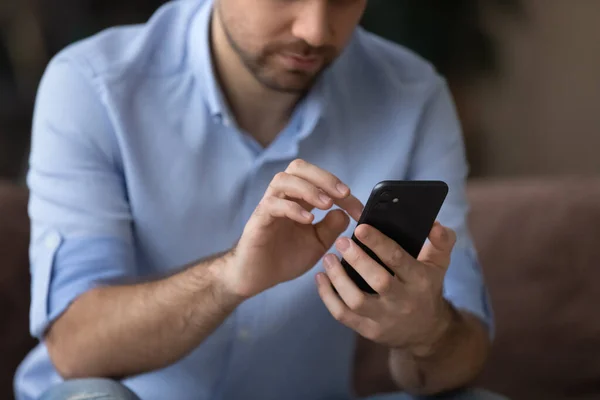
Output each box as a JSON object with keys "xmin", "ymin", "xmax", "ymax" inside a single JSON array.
[
  {"xmin": 221, "ymin": 159, "xmax": 364, "ymax": 299},
  {"xmin": 42, "ymin": 158, "xmax": 363, "ymax": 380}
]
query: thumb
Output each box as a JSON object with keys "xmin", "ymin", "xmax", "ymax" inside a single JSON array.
[
  {"xmin": 418, "ymin": 222, "xmax": 456, "ymax": 270},
  {"xmin": 314, "ymin": 209, "xmax": 350, "ymax": 250}
]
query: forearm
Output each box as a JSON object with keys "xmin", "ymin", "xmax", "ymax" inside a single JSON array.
[
  {"xmin": 45, "ymin": 252, "xmax": 242, "ymax": 379},
  {"xmin": 389, "ymin": 304, "xmax": 490, "ymax": 395}
]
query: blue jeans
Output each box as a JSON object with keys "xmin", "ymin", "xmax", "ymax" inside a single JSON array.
[
  {"xmin": 369, "ymin": 389, "xmax": 508, "ymax": 400},
  {"xmin": 38, "ymin": 378, "xmax": 508, "ymax": 400}
]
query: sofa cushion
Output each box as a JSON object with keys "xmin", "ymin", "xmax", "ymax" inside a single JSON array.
[
  {"xmin": 469, "ymin": 178, "xmax": 600, "ymax": 400},
  {"xmin": 0, "ymin": 180, "xmax": 36, "ymax": 399}
]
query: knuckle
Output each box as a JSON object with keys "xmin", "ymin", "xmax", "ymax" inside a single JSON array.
[
  {"xmin": 259, "ymin": 196, "xmax": 282, "ymax": 216},
  {"xmin": 333, "ymin": 308, "xmax": 348, "ymax": 323},
  {"xmin": 400, "ymin": 301, "xmax": 415, "ymax": 316},
  {"xmin": 288, "ymin": 158, "xmax": 306, "ymax": 172},
  {"xmin": 389, "ymin": 248, "xmax": 404, "ymax": 267},
  {"xmin": 286, "ymin": 201, "xmax": 302, "ymax": 214},
  {"xmin": 267, "ymin": 173, "xmax": 286, "ymax": 195},
  {"xmin": 347, "ymin": 294, "xmax": 366, "ymax": 312},
  {"xmin": 254, "ymin": 197, "xmax": 274, "ymax": 218},
  {"xmin": 372, "ymin": 273, "xmax": 393, "ymax": 294},
  {"xmin": 272, "ymin": 171, "xmax": 288, "ymax": 183},
  {"xmin": 262, "ymin": 195, "xmax": 277, "ymax": 208}
]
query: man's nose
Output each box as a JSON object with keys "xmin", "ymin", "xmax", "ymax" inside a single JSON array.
[{"xmin": 291, "ymin": 1, "xmax": 332, "ymax": 48}]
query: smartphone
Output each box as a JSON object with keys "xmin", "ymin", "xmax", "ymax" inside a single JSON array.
[{"xmin": 341, "ymin": 180, "xmax": 449, "ymax": 294}]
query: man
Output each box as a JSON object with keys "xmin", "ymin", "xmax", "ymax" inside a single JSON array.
[{"xmin": 15, "ymin": 0, "xmax": 502, "ymax": 399}]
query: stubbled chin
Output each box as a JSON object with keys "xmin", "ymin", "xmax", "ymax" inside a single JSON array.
[{"xmin": 258, "ymin": 70, "xmax": 315, "ymax": 92}]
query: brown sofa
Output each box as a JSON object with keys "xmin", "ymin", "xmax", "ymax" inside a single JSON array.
[
  {"xmin": 469, "ymin": 178, "xmax": 600, "ymax": 400},
  {"xmin": 2, "ymin": 177, "xmax": 600, "ymax": 400}
]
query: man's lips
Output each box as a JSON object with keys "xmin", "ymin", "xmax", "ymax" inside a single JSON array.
[{"xmin": 279, "ymin": 53, "xmax": 322, "ymax": 71}]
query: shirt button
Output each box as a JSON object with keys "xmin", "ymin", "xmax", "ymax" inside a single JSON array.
[{"xmin": 44, "ymin": 231, "xmax": 61, "ymax": 249}]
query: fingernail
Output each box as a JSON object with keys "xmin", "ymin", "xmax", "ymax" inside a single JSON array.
[
  {"xmin": 336, "ymin": 237, "xmax": 351, "ymax": 252},
  {"xmin": 323, "ymin": 254, "xmax": 334, "ymax": 269},
  {"xmin": 336, "ymin": 182, "xmax": 349, "ymax": 195},
  {"xmin": 315, "ymin": 273, "xmax": 325, "ymax": 285},
  {"xmin": 319, "ymin": 193, "xmax": 331, "ymax": 204},
  {"xmin": 302, "ymin": 211, "xmax": 313, "ymax": 220}
]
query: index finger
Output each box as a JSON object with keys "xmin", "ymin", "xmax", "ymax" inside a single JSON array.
[
  {"xmin": 335, "ymin": 195, "xmax": 364, "ymax": 222},
  {"xmin": 285, "ymin": 159, "xmax": 364, "ymax": 221}
]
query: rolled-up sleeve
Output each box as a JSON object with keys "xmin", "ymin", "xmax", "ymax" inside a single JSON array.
[
  {"xmin": 27, "ymin": 55, "xmax": 135, "ymax": 339},
  {"xmin": 407, "ymin": 78, "xmax": 494, "ymax": 337}
]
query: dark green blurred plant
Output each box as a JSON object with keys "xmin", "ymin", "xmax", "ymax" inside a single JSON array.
[{"xmin": 360, "ymin": 0, "xmax": 522, "ymax": 81}]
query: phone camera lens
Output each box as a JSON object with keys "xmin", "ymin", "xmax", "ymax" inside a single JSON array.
[{"xmin": 392, "ymin": 198, "xmax": 399, "ymax": 203}]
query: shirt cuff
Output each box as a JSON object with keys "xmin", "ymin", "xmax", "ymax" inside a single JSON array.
[{"xmin": 29, "ymin": 231, "xmax": 135, "ymax": 339}]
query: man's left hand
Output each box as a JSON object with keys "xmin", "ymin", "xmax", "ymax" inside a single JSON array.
[{"xmin": 316, "ymin": 222, "xmax": 457, "ymax": 354}]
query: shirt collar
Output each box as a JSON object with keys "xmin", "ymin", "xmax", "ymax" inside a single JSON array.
[
  {"xmin": 187, "ymin": 0, "xmax": 330, "ymax": 138},
  {"xmin": 188, "ymin": 0, "xmax": 230, "ymax": 120}
]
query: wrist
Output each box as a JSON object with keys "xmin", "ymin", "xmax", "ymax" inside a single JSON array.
[
  {"xmin": 214, "ymin": 247, "xmax": 274, "ymax": 300},
  {"xmin": 196, "ymin": 251, "xmax": 246, "ymax": 311},
  {"xmin": 410, "ymin": 300, "xmax": 457, "ymax": 358}
]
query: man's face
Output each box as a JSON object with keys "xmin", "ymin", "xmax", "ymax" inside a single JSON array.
[{"xmin": 216, "ymin": 0, "xmax": 367, "ymax": 93}]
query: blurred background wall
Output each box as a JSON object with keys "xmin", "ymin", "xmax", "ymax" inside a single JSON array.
[
  {"xmin": 363, "ymin": 0, "xmax": 600, "ymax": 178},
  {"xmin": 1, "ymin": 0, "xmax": 599, "ymax": 181},
  {"xmin": 462, "ymin": 0, "xmax": 600, "ymax": 177}
]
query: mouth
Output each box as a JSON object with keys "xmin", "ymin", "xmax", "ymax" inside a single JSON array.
[{"xmin": 279, "ymin": 53, "xmax": 323, "ymax": 72}]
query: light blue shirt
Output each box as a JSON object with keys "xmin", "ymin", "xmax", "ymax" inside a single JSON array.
[{"xmin": 15, "ymin": 0, "xmax": 493, "ymax": 399}]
